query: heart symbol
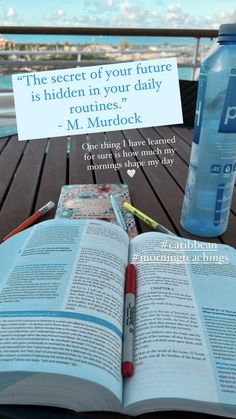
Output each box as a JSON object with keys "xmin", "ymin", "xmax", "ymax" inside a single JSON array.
[{"xmin": 127, "ymin": 169, "xmax": 136, "ymax": 178}]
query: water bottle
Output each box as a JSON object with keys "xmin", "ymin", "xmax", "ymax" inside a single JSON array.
[{"xmin": 181, "ymin": 23, "xmax": 236, "ymax": 237}]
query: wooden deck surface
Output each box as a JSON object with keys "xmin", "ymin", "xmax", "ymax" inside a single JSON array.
[{"xmin": 0, "ymin": 125, "xmax": 235, "ymax": 247}]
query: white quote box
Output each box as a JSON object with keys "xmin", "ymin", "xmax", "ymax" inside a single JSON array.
[{"xmin": 12, "ymin": 57, "xmax": 183, "ymax": 141}]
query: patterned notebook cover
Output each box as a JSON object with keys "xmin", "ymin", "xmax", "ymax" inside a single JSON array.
[{"xmin": 55, "ymin": 184, "xmax": 138, "ymax": 238}]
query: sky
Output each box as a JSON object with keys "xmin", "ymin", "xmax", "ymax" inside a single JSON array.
[{"xmin": 0, "ymin": 0, "xmax": 235, "ymax": 29}]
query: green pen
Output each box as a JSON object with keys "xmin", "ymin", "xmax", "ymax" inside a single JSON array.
[{"xmin": 110, "ymin": 195, "xmax": 127, "ymax": 231}]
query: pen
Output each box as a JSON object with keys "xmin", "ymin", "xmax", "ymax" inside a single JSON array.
[
  {"xmin": 1, "ymin": 201, "xmax": 55, "ymax": 243},
  {"xmin": 110, "ymin": 194, "xmax": 127, "ymax": 231},
  {"xmin": 122, "ymin": 263, "xmax": 136, "ymax": 378},
  {"xmin": 123, "ymin": 202, "xmax": 175, "ymax": 235}
]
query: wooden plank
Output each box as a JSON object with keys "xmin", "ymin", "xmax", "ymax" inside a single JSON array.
[
  {"xmin": 179, "ymin": 80, "xmax": 198, "ymax": 127},
  {"xmin": 231, "ymin": 188, "xmax": 236, "ymax": 215},
  {"xmin": 87, "ymin": 132, "xmax": 120, "ymax": 184},
  {"xmin": 35, "ymin": 137, "xmax": 68, "ymax": 220},
  {"xmin": 69, "ymin": 134, "xmax": 94, "ymax": 184},
  {"xmin": 154, "ymin": 125, "xmax": 191, "ymax": 164},
  {"xmin": 139, "ymin": 126, "xmax": 189, "ymax": 190},
  {"xmin": 171, "ymin": 124, "xmax": 193, "ymax": 146},
  {"xmin": 220, "ymin": 213, "xmax": 236, "ymax": 247},
  {"xmin": 0, "ymin": 136, "xmax": 10, "ymax": 153},
  {"xmin": 0, "ymin": 135, "xmax": 26, "ymax": 208},
  {"xmin": 0, "ymin": 139, "xmax": 47, "ymax": 241}
]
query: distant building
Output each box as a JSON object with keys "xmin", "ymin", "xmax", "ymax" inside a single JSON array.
[{"xmin": 0, "ymin": 36, "xmax": 14, "ymax": 49}]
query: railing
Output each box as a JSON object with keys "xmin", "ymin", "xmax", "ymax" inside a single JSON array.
[
  {"xmin": 0, "ymin": 27, "xmax": 218, "ymax": 126},
  {"xmin": 0, "ymin": 26, "xmax": 218, "ymax": 77}
]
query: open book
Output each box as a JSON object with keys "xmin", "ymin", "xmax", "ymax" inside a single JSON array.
[{"xmin": 0, "ymin": 219, "xmax": 235, "ymax": 417}]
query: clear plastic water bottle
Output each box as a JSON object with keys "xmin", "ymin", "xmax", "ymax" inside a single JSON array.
[{"xmin": 181, "ymin": 23, "xmax": 236, "ymax": 237}]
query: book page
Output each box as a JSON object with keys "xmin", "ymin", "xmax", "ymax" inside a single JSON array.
[
  {"xmin": 124, "ymin": 232, "xmax": 219, "ymax": 408},
  {"xmin": 188, "ymin": 244, "xmax": 236, "ymax": 416},
  {"xmin": 0, "ymin": 219, "xmax": 129, "ymax": 404}
]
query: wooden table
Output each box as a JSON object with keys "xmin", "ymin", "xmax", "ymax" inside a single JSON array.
[
  {"xmin": 0, "ymin": 124, "xmax": 235, "ymax": 246},
  {"xmin": 0, "ymin": 124, "xmax": 235, "ymax": 419}
]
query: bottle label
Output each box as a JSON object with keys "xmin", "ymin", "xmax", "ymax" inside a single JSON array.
[
  {"xmin": 193, "ymin": 68, "xmax": 208, "ymax": 144},
  {"xmin": 214, "ymin": 184, "xmax": 224, "ymax": 226},
  {"xmin": 218, "ymin": 69, "xmax": 236, "ymax": 133}
]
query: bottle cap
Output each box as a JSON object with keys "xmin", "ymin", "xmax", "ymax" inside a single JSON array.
[{"xmin": 218, "ymin": 23, "xmax": 236, "ymax": 43}]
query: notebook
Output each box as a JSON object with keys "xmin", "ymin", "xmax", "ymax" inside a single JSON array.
[{"xmin": 55, "ymin": 184, "xmax": 138, "ymax": 238}]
